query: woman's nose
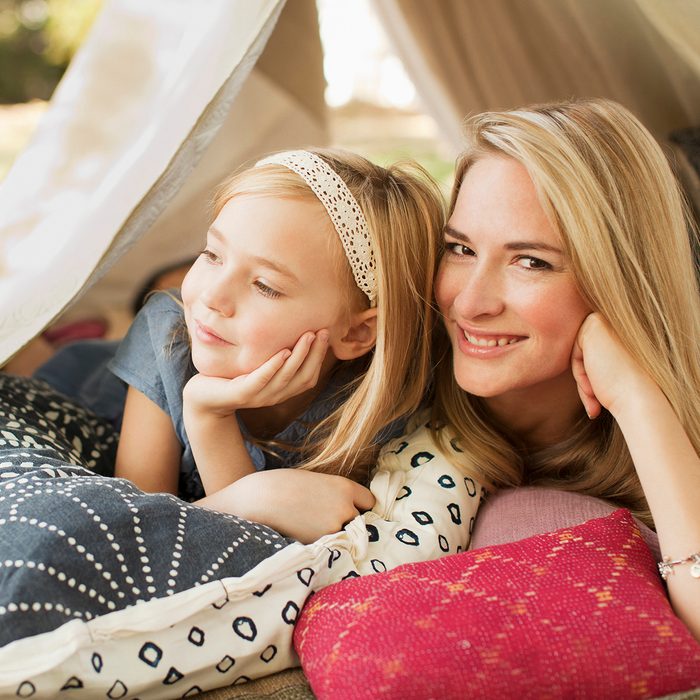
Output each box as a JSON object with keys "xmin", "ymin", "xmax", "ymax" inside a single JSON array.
[{"xmin": 451, "ymin": 266, "xmax": 505, "ymax": 320}]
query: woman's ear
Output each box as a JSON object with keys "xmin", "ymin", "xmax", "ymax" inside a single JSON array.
[{"xmin": 331, "ymin": 308, "xmax": 378, "ymax": 360}]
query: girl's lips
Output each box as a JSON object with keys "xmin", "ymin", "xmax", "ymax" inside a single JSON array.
[{"xmin": 194, "ymin": 320, "xmax": 232, "ymax": 346}]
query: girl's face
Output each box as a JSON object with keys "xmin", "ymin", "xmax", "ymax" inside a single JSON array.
[
  {"xmin": 181, "ymin": 195, "xmax": 353, "ymax": 379},
  {"xmin": 435, "ymin": 154, "xmax": 590, "ymax": 409}
]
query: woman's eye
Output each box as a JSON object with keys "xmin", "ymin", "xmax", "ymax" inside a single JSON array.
[
  {"xmin": 254, "ymin": 280, "xmax": 281, "ymax": 299},
  {"xmin": 444, "ymin": 241, "xmax": 475, "ymax": 257},
  {"xmin": 517, "ymin": 256, "xmax": 552, "ymax": 271}
]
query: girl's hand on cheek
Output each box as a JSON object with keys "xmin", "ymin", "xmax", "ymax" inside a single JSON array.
[
  {"xmin": 184, "ymin": 330, "xmax": 329, "ymax": 415},
  {"xmin": 571, "ymin": 313, "xmax": 654, "ymax": 419}
]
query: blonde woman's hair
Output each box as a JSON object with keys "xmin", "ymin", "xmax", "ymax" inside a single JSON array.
[
  {"xmin": 213, "ymin": 148, "xmax": 444, "ymax": 482},
  {"xmin": 433, "ymin": 98, "xmax": 700, "ymax": 527}
]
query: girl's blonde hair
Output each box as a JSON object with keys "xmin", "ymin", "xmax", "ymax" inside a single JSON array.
[
  {"xmin": 213, "ymin": 148, "xmax": 444, "ymax": 482},
  {"xmin": 433, "ymin": 98, "xmax": 700, "ymax": 527}
]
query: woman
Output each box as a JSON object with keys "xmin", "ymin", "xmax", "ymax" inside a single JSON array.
[{"xmin": 432, "ymin": 97, "xmax": 700, "ymax": 640}]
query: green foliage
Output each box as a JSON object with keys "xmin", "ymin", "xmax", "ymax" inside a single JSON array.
[{"xmin": 0, "ymin": 0, "xmax": 101, "ymax": 103}]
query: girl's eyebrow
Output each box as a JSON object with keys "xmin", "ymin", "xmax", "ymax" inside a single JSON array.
[
  {"xmin": 208, "ymin": 226, "xmax": 300, "ymax": 283},
  {"xmin": 443, "ymin": 224, "xmax": 563, "ymax": 255},
  {"xmin": 249, "ymin": 255, "xmax": 300, "ymax": 283}
]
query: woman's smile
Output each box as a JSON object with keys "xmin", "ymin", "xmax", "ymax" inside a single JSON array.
[
  {"xmin": 457, "ymin": 325, "xmax": 525, "ymax": 354},
  {"xmin": 435, "ymin": 154, "xmax": 590, "ymax": 405}
]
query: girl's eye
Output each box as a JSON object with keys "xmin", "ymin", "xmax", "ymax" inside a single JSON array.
[
  {"xmin": 254, "ymin": 280, "xmax": 281, "ymax": 299},
  {"xmin": 201, "ymin": 249, "xmax": 221, "ymax": 264},
  {"xmin": 516, "ymin": 256, "xmax": 553, "ymax": 271},
  {"xmin": 444, "ymin": 241, "xmax": 475, "ymax": 257}
]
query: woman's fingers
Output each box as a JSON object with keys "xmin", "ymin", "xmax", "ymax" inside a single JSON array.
[{"xmin": 571, "ymin": 319, "xmax": 602, "ymax": 419}]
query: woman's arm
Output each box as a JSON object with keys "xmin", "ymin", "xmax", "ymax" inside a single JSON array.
[
  {"xmin": 573, "ymin": 313, "xmax": 700, "ymax": 641},
  {"xmin": 115, "ymin": 386, "xmax": 182, "ymax": 494}
]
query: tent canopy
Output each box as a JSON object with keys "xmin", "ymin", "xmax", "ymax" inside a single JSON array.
[{"xmin": 1, "ymin": 0, "xmax": 699, "ymax": 365}]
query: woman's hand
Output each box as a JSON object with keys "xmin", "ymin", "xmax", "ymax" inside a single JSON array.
[
  {"xmin": 571, "ymin": 313, "xmax": 656, "ymax": 419},
  {"xmin": 196, "ymin": 469, "xmax": 376, "ymax": 544},
  {"xmin": 184, "ymin": 330, "xmax": 329, "ymax": 416}
]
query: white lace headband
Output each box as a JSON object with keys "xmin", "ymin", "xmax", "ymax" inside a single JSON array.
[{"xmin": 255, "ymin": 150, "xmax": 377, "ymax": 306}]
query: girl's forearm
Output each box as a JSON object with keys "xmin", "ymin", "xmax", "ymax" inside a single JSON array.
[{"xmin": 184, "ymin": 407, "xmax": 256, "ymax": 495}]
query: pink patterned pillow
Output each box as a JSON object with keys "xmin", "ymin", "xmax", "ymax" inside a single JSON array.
[{"xmin": 294, "ymin": 510, "xmax": 700, "ymax": 699}]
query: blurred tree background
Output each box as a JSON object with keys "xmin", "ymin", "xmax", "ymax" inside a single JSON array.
[{"xmin": 0, "ymin": 0, "xmax": 101, "ymax": 103}]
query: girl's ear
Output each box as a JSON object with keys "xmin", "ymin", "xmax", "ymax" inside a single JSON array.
[{"xmin": 332, "ymin": 308, "xmax": 378, "ymax": 360}]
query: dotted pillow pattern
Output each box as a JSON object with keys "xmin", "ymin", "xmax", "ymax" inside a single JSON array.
[
  {"xmin": 0, "ymin": 392, "xmax": 483, "ymax": 698},
  {"xmin": 294, "ymin": 509, "xmax": 700, "ymax": 700}
]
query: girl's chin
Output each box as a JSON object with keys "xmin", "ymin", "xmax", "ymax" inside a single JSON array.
[{"xmin": 191, "ymin": 360, "xmax": 238, "ymax": 380}]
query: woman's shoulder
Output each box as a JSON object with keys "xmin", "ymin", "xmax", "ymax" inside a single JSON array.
[{"xmin": 379, "ymin": 409, "xmax": 470, "ymax": 470}]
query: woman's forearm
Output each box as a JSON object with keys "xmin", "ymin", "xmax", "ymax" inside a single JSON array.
[{"xmin": 612, "ymin": 383, "xmax": 700, "ymax": 641}]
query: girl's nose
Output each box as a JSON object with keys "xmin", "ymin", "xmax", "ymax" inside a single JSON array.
[
  {"xmin": 452, "ymin": 266, "xmax": 505, "ymax": 320},
  {"xmin": 201, "ymin": 276, "xmax": 235, "ymax": 317}
]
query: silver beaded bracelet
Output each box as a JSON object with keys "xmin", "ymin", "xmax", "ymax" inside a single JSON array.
[{"xmin": 657, "ymin": 551, "xmax": 700, "ymax": 581}]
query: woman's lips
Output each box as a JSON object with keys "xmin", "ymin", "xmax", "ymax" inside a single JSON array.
[{"xmin": 455, "ymin": 325, "xmax": 525, "ymax": 357}]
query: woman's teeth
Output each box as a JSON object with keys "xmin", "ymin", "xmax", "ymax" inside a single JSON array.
[{"xmin": 464, "ymin": 332, "xmax": 519, "ymax": 347}]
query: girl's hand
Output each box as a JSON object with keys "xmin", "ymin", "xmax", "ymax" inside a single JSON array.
[
  {"xmin": 196, "ymin": 469, "xmax": 376, "ymax": 544},
  {"xmin": 184, "ymin": 330, "xmax": 329, "ymax": 416},
  {"xmin": 571, "ymin": 313, "xmax": 656, "ymax": 419}
]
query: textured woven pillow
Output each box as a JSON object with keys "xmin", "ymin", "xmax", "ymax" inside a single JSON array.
[{"xmin": 294, "ymin": 510, "xmax": 700, "ymax": 699}]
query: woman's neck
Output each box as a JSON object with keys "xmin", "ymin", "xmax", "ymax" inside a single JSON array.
[{"xmin": 484, "ymin": 377, "xmax": 586, "ymax": 450}]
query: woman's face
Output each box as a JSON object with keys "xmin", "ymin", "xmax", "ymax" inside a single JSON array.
[{"xmin": 435, "ymin": 154, "xmax": 590, "ymax": 409}]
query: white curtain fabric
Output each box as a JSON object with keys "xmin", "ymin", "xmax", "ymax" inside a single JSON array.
[
  {"xmin": 3, "ymin": 0, "xmax": 698, "ymax": 364},
  {"xmin": 376, "ymin": 0, "xmax": 700, "ymax": 154},
  {"xmin": 0, "ymin": 0, "xmax": 294, "ymax": 365},
  {"xmin": 65, "ymin": 0, "xmax": 328, "ymax": 328}
]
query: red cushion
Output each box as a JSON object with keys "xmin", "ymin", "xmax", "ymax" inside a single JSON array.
[{"xmin": 294, "ymin": 510, "xmax": 700, "ymax": 699}]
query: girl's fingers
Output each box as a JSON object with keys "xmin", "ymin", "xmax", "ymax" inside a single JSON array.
[
  {"xmin": 292, "ymin": 330, "xmax": 329, "ymax": 385},
  {"xmin": 223, "ymin": 330, "xmax": 329, "ymax": 408},
  {"xmin": 235, "ymin": 348, "xmax": 292, "ymax": 393},
  {"xmin": 352, "ymin": 483, "xmax": 376, "ymax": 512},
  {"xmin": 270, "ymin": 330, "xmax": 329, "ymax": 389}
]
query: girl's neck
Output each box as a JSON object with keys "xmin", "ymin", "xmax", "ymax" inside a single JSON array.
[
  {"xmin": 484, "ymin": 377, "xmax": 585, "ymax": 450},
  {"xmin": 239, "ymin": 352, "xmax": 340, "ymax": 439},
  {"xmin": 239, "ymin": 387, "xmax": 323, "ymax": 439}
]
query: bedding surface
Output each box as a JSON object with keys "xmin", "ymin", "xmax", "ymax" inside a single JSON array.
[
  {"xmin": 0, "ymin": 374, "xmax": 294, "ymax": 645},
  {"xmin": 0, "ymin": 385, "xmax": 482, "ymax": 696}
]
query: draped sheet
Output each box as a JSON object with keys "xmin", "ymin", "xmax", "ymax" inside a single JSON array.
[
  {"xmin": 0, "ymin": 0, "xmax": 286, "ymax": 365},
  {"xmin": 376, "ymin": 0, "xmax": 700, "ymax": 153}
]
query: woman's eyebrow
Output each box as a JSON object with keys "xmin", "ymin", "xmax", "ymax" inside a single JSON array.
[
  {"xmin": 505, "ymin": 241, "xmax": 563, "ymax": 254},
  {"xmin": 443, "ymin": 224, "xmax": 469, "ymax": 241},
  {"xmin": 444, "ymin": 225, "xmax": 563, "ymax": 254}
]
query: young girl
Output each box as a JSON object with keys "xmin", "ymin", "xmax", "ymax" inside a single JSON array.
[
  {"xmin": 108, "ymin": 148, "xmax": 444, "ymax": 518},
  {"xmin": 430, "ymin": 98, "xmax": 700, "ymax": 640}
]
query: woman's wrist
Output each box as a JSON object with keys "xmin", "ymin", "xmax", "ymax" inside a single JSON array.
[{"xmin": 606, "ymin": 372, "xmax": 665, "ymax": 424}]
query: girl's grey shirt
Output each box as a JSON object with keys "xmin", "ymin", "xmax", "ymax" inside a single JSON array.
[{"xmin": 108, "ymin": 292, "xmax": 378, "ymax": 501}]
